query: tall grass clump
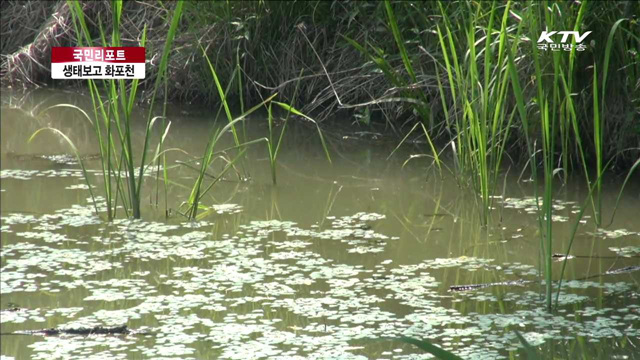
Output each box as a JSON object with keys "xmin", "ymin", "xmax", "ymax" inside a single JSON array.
[
  {"xmin": 180, "ymin": 44, "xmax": 271, "ymax": 220},
  {"xmin": 507, "ymin": 0, "xmax": 638, "ymax": 310},
  {"xmin": 412, "ymin": 0, "xmax": 640, "ymax": 310},
  {"xmin": 503, "ymin": 0, "xmax": 588, "ymax": 311},
  {"xmin": 343, "ymin": 0, "xmax": 637, "ymax": 223},
  {"xmin": 32, "ymin": 0, "xmax": 184, "ymax": 220},
  {"xmin": 348, "ymin": 0, "xmax": 526, "ymax": 225},
  {"xmin": 181, "ymin": 114, "xmax": 264, "ymax": 221},
  {"xmin": 433, "ymin": 0, "xmax": 524, "ymax": 225},
  {"xmin": 377, "ymin": 0, "xmax": 640, "ymax": 310},
  {"xmin": 182, "ymin": 49, "xmax": 331, "ymax": 219}
]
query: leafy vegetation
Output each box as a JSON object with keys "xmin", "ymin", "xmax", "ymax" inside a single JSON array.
[
  {"xmin": 4, "ymin": 1, "xmax": 639, "ymax": 358},
  {"xmin": 29, "ymin": 1, "xmax": 182, "ymax": 220}
]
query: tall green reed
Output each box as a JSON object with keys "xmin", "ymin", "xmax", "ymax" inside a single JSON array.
[
  {"xmin": 182, "ymin": 52, "xmax": 275, "ymax": 219},
  {"xmin": 342, "ymin": 0, "xmax": 636, "ymax": 311},
  {"xmin": 434, "ymin": 0, "xmax": 521, "ymax": 225},
  {"xmin": 182, "ymin": 116, "xmax": 259, "ymax": 221},
  {"xmin": 266, "ymin": 69, "xmax": 302, "ymax": 185},
  {"xmin": 32, "ymin": 0, "xmax": 184, "ymax": 220},
  {"xmin": 507, "ymin": 0, "xmax": 569, "ymax": 311},
  {"xmin": 506, "ymin": 0, "xmax": 635, "ymax": 310}
]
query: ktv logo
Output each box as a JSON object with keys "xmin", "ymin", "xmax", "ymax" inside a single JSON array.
[{"xmin": 537, "ymin": 31, "xmax": 592, "ymax": 52}]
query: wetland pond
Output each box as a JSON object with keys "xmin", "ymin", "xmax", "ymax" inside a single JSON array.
[{"xmin": 1, "ymin": 89, "xmax": 639, "ymax": 359}]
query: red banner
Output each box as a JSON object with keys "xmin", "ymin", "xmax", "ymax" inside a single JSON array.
[{"xmin": 51, "ymin": 47, "xmax": 145, "ymax": 63}]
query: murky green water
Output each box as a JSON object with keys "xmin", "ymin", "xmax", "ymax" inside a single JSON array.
[{"xmin": 1, "ymin": 89, "xmax": 639, "ymax": 359}]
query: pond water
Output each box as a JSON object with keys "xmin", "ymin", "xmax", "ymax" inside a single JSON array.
[{"xmin": 1, "ymin": 89, "xmax": 639, "ymax": 359}]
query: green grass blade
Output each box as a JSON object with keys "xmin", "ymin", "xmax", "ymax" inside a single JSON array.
[
  {"xmin": 606, "ymin": 157, "xmax": 640, "ymax": 226},
  {"xmin": 384, "ymin": 0, "xmax": 416, "ymax": 82},
  {"xmin": 200, "ymin": 43, "xmax": 239, "ymax": 145},
  {"xmin": 29, "ymin": 128, "xmax": 100, "ymax": 217},
  {"xmin": 186, "ymin": 93, "xmax": 277, "ymax": 219},
  {"xmin": 341, "ymin": 34, "xmax": 404, "ymax": 87},
  {"xmin": 396, "ymin": 337, "xmax": 463, "ymax": 360},
  {"xmin": 135, "ymin": 1, "xmax": 184, "ymax": 213},
  {"xmin": 272, "ymin": 101, "xmax": 332, "ymax": 164},
  {"xmin": 514, "ymin": 331, "xmax": 540, "ymax": 360}
]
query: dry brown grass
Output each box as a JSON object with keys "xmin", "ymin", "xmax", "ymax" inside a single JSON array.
[{"xmin": 1, "ymin": 1, "xmax": 425, "ymax": 125}]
